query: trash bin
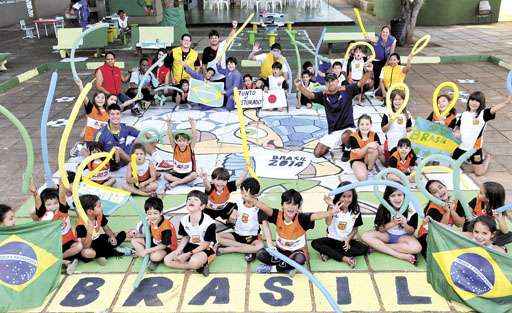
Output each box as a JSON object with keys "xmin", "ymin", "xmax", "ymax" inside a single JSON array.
[
  {"xmin": 107, "ymin": 26, "xmax": 117, "ymax": 43},
  {"xmin": 390, "ymin": 17, "xmax": 406, "ymax": 46}
]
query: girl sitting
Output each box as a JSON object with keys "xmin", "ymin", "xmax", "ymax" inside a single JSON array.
[
  {"xmin": 427, "ymin": 94, "xmax": 457, "ymax": 130},
  {"xmin": 463, "ymin": 215, "xmax": 507, "ymax": 253},
  {"xmin": 381, "ymin": 89, "xmax": 413, "ymax": 157},
  {"xmin": 362, "ymin": 186, "xmax": 421, "ymax": 264},
  {"xmin": 311, "ymin": 181, "xmax": 368, "ymax": 268},
  {"xmin": 125, "ymin": 143, "xmax": 158, "ymax": 196}
]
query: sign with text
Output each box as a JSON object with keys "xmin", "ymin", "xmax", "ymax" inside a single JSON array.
[{"xmin": 239, "ymin": 89, "xmax": 263, "ymax": 108}]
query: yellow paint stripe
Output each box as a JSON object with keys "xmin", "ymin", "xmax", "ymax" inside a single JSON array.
[
  {"xmin": 86, "ymin": 61, "xmax": 125, "ymax": 70},
  {"xmin": 17, "ymin": 68, "xmax": 39, "ymax": 83}
]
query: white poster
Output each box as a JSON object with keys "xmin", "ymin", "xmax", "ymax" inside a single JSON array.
[
  {"xmin": 239, "ymin": 89, "xmax": 263, "ymax": 109},
  {"xmin": 262, "ymin": 89, "xmax": 287, "ymax": 109},
  {"xmin": 252, "ymin": 147, "xmax": 312, "ymax": 179}
]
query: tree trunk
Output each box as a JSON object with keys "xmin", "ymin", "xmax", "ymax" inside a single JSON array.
[{"xmin": 400, "ymin": 0, "xmax": 424, "ymax": 44}]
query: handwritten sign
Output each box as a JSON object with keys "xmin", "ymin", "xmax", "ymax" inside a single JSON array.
[{"xmin": 239, "ymin": 89, "xmax": 263, "ymax": 108}]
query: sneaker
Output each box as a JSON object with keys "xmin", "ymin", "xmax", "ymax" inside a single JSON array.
[
  {"xmin": 157, "ymin": 160, "xmax": 174, "ymax": 170},
  {"xmin": 320, "ymin": 254, "xmax": 329, "ymax": 262},
  {"xmin": 66, "ymin": 259, "xmax": 78, "ymax": 275},
  {"xmin": 196, "ymin": 264, "xmax": 209, "ymax": 277},
  {"xmin": 95, "ymin": 257, "xmax": 108, "ymax": 266},
  {"xmin": 244, "ymin": 253, "xmax": 256, "ymax": 262},
  {"xmin": 115, "ymin": 246, "xmax": 135, "ymax": 256},
  {"xmin": 256, "ymin": 264, "xmax": 272, "ymax": 274},
  {"xmin": 148, "ymin": 261, "xmax": 158, "ymax": 272},
  {"xmin": 287, "ymin": 269, "xmax": 297, "ymax": 277}
]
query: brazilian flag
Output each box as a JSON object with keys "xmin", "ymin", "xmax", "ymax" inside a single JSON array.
[
  {"xmin": 0, "ymin": 221, "xmax": 62, "ymax": 311},
  {"xmin": 427, "ymin": 221, "xmax": 512, "ymax": 312}
]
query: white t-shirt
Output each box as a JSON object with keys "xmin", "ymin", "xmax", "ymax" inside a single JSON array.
[
  {"xmin": 234, "ymin": 200, "xmax": 260, "ymax": 236},
  {"xmin": 382, "ymin": 111, "xmax": 412, "ymax": 150},
  {"xmin": 349, "ymin": 59, "xmax": 365, "ymax": 81},
  {"xmin": 457, "ymin": 108, "xmax": 495, "ymax": 151},
  {"xmin": 327, "ymin": 211, "xmax": 363, "ymax": 241}
]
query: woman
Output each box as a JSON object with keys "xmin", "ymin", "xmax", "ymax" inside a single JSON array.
[{"xmin": 366, "ymin": 25, "xmax": 396, "ymax": 90}]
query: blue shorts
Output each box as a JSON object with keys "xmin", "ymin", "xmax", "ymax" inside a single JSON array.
[{"xmin": 388, "ymin": 233, "xmax": 406, "ymax": 244}]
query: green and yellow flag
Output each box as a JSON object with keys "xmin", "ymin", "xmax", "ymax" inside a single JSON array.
[
  {"xmin": 0, "ymin": 221, "xmax": 62, "ymax": 311},
  {"xmin": 427, "ymin": 221, "xmax": 512, "ymax": 312}
]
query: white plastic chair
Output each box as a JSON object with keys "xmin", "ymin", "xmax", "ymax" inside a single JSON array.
[
  {"xmin": 19, "ymin": 20, "xmax": 35, "ymax": 39},
  {"xmin": 270, "ymin": 0, "xmax": 283, "ymax": 11},
  {"xmin": 211, "ymin": 0, "xmax": 229, "ymax": 11}
]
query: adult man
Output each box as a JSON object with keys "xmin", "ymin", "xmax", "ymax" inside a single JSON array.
[
  {"xmin": 295, "ymin": 68, "xmax": 374, "ymax": 158},
  {"xmin": 95, "ymin": 103, "xmax": 140, "ymax": 169},
  {"xmin": 248, "ymin": 42, "xmax": 291, "ymax": 81},
  {"xmin": 126, "ymin": 58, "xmax": 158, "ymax": 101},
  {"xmin": 95, "ymin": 52, "xmax": 130, "ymax": 101},
  {"xmin": 166, "ymin": 34, "xmax": 201, "ymax": 84},
  {"xmin": 201, "ymin": 22, "xmax": 237, "ymax": 81}
]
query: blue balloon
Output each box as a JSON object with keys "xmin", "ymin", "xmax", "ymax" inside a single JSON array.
[
  {"xmin": 329, "ymin": 179, "xmax": 424, "ymax": 218},
  {"xmin": 507, "ymin": 71, "xmax": 512, "ymax": 95},
  {"xmin": 265, "ymin": 247, "xmax": 342, "ymax": 313},
  {"xmin": 40, "ymin": 71, "xmax": 58, "ymax": 188},
  {"xmin": 496, "ymin": 203, "xmax": 512, "ymax": 214}
]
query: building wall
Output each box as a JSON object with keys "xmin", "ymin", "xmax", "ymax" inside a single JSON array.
[{"xmin": 499, "ymin": 0, "xmax": 512, "ymax": 21}]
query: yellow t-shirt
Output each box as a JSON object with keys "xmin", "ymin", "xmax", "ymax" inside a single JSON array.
[{"xmin": 380, "ymin": 65, "xmax": 406, "ymax": 89}]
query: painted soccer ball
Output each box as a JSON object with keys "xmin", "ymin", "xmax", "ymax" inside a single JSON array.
[
  {"xmin": 0, "ymin": 241, "xmax": 38, "ymax": 285},
  {"xmin": 450, "ymin": 253, "xmax": 495, "ymax": 295}
]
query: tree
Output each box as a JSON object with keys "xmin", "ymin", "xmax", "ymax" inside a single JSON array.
[{"xmin": 399, "ymin": 0, "xmax": 424, "ymax": 44}]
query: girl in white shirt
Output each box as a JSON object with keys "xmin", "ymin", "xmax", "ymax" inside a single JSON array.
[
  {"xmin": 452, "ymin": 92, "xmax": 511, "ymax": 176},
  {"xmin": 381, "ymin": 89, "xmax": 412, "ymax": 157},
  {"xmin": 362, "ymin": 186, "xmax": 421, "ymax": 264},
  {"xmin": 311, "ymin": 181, "xmax": 369, "ymax": 268}
]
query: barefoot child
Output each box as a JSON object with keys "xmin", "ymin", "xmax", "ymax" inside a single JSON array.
[
  {"xmin": 164, "ymin": 190, "xmax": 216, "ymax": 276},
  {"xmin": 452, "ymin": 92, "xmax": 511, "ymax": 176},
  {"xmin": 311, "ymin": 182, "xmax": 368, "ymax": 267},
  {"xmin": 76, "ymin": 194, "xmax": 126, "ymax": 265},
  {"xmin": 463, "ymin": 215, "xmax": 507, "ymax": 253},
  {"xmin": 362, "ymin": 186, "xmax": 421, "ymax": 264},
  {"xmin": 347, "ymin": 114, "xmax": 384, "ymax": 181},
  {"xmin": 164, "ymin": 117, "xmax": 198, "ymax": 189},
  {"xmin": 199, "ymin": 167, "xmax": 247, "ymax": 221},
  {"xmin": 29, "ymin": 180, "xmax": 82, "ymax": 274},
  {"xmin": 255, "ymin": 189, "xmax": 340, "ymax": 274},
  {"xmin": 129, "ymin": 197, "xmax": 178, "ymax": 270},
  {"xmin": 0, "ymin": 204, "xmax": 15, "ymax": 227},
  {"xmin": 216, "ymin": 178, "xmax": 264, "ymax": 262},
  {"xmin": 125, "ymin": 143, "xmax": 158, "ymax": 196}
]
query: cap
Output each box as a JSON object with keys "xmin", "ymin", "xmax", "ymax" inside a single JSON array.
[{"xmin": 325, "ymin": 73, "xmax": 337, "ymax": 82}]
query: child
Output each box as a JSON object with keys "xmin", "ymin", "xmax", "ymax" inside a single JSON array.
[
  {"xmin": 347, "ymin": 114, "xmax": 383, "ymax": 181},
  {"xmin": 427, "ymin": 94, "xmax": 457, "ymax": 130},
  {"xmin": 216, "ymin": 57, "xmax": 243, "ymax": 111},
  {"xmin": 76, "ymin": 194, "xmax": 126, "ymax": 265},
  {"xmin": 143, "ymin": 0, "xmax": 154, "ymax": 15},
  {"xmin": 144, "ymin": 138, "xmax": 173, "ymax": 171},
  {"xmin": 199, "ymin": 167, "xmax": 247, "ymax": 221},
  {"xmin": 463, "ymin": 215, "xmax": 507, "ymax": 253},
  {"xmin": 268, "ymin": 62, "xmax": 289, "ymax": 91},
  {"xmin": 174, "ymin": 79, "xmax": 190, "ymax": 109},
  {"xmin": 129, "ymin": 197, "xmax": 178, "ymax": 271},
  {"xmin": 105, "ymin": 93, "xmax": 140, "ymax": 113},
  {"xmin": 243, "ymin": 74, "xmax": 255, "ymax": 89},
  {"xmin": 362, "ymin": 186, "xmax": 421, "ymax": 264},
  {"xmin": 296, "ymin": 70, "xmax": 313, "ymax": 109},
  {"xmin": 216, "ymin": 178, "xmax": 264, "ymax": 262},
  {"xmin": 254, "ymin": 189, "xmax": 340, "ymax": 274},
  {"xmin": 164, "ymin": 190, "xmax": 216, "ymax": 276},
  {"xmin": 0, "ymin": 204, "xmax": 15, "ymax": 227},
  {"xmin": 381, "ymin": 89, "xmax": 413, "ymax": 154},
  {"xmin": 255, "ymin": 78, "xmax": 266, "ymax": 90},
  {"xmin": 417, "ymin": 180, "xmax": 466, "ymax": 258},
  {"xmin": 29, "ymin": 180, "xmax": 82, "ymax": 274},
  {"xmin": 125, "ymin": 143, "xmax": 158, "ymax": 196},
  {"xmin": 463, "ymin": 181, "xmax": 512, "ymax": 246},
  {"xmin": 154, "ymin": 49, "xmax": 170, "ymax": 85},
  {"xmin": 452, "ymin": 92, "xmax": 511, "ymax": 176},
  {"xmin": 86, "ymin": 142, "xmax": 116, "ymax": 186},
  {"xmin": 302, "ymin": 61, "xmax": 316, "ymax": 82},
  {"xmin": 331, "ymin": 61, "xmax": 345, "ymax": 86},
  {"xmin": 311, "ymin": 182, "xmax": 368, "ymax": 267},
  {"xmin": 387, "ymin": 138, "xmax": 417, "ymax": 182},
  {"xmin": 344, "ymin": 46, "xmax": 368, "ymax": 104},
  {"xmin": 183, "ymin": 60, "xmax": 216, "ymax": 82},
  {"xmin": 75, "ymin": 79, "xmax": 108, "ymax": 142},
  {"xmin": 164, "ymin": 117, "xmax": 198, "ymax": 189},
  {"xmin": 377, "ymin": 53, "xmax": 412, "ymax": 100}
]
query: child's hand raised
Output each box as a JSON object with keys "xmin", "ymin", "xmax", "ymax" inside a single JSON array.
[
  {"xmin": 252, "ymin": 42, "xmax": 261, "ymax": 54},
  {"xmin": 323, "ymin": 194, "xmax": 333, "ymax": 206},
  {"xmin": 198, "ymin": 168, "xmax": 208, "ymax": 181}
]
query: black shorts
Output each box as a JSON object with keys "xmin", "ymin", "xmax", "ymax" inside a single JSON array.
[
  {"xmin": 233, "ymin": 233, "xmax": 258, "ymax": 244},
  {"xmin": 169, "ymin": 171, "xmax": 192, "ymax": 179},
  {"xmin": 204, "ymin": 202, "xmax": 237, "ymax": 220},
  {"xmin": 62, "ymin": 240, "xmax": 77, "ymax": 259},
  {"xmin": 452, "ymin": 147, "xmax": 483, "ymax": 165},
  {"xmin": 183, "ymin": 242, "xmax": 216, "ymax": 258}
]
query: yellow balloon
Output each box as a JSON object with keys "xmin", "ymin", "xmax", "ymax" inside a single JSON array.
[
  {"xmin": 83, "ymin": 148, "xmax": 116, "ymax": 180},
  {"xmin": 385, "ymin": 82, "xmax": 410, "ymax": 122},
  {"xmin": 411, "ymin": 34, "xmax": 431, "ymax": 56},
  {"xmin": 233, "ymin": 88, "xmax": 259, "ymax": 181},
  {"xmin": 432, "ymin": 81, "xmax": 459, "ymax": 118},
  {"xmin": 130, "ymin": 153, "xmax": 139, "ymax": 187},
  {"xmin": 343, "ymin": 41, "xmax": 376, "ymax": 61},
  {"xmin": 58, "ymin": 79, "xmax": 95, "ymax": 189},
  {"xmin": 353, "ymin": 8, "xmax": 368, "ymax": 37}
]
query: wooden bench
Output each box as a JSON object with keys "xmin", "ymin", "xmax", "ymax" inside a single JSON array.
[
  {"xmin": 316, "ymin": 25, "xmax": 377, "ymax": 54},
  {"xmin": 53, "ymin": 27, "xmax": 108, "ymax": 58}
]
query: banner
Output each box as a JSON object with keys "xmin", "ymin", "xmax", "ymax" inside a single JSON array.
[
  {"xmin": 0, "ymin": 221, "xmax": 62, "ymax": 311},
  {"xmin": 188, "ymin": 78, "xmax": 224, "ymax": 108},
  {"xmin": 427, "ymin": 221, "xmax": 512, "ymax": 313},
  {"xmin": 239, "ymin": 89, "xmax": 263, "ymax": 108},
  {"xmin": 79, "ymin": 181, "xmax": 131, "ymax": 215},
  {"xmin": 407, "ymin": 117, "xmax": 460, "ymax": 158},
  {"xmin": 262, "ymin": 89, "xmax": 287, "ymax": 109},
  {"xmin": 252, "ymin": 147, "xmax": 312, "ymax": 179}
]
